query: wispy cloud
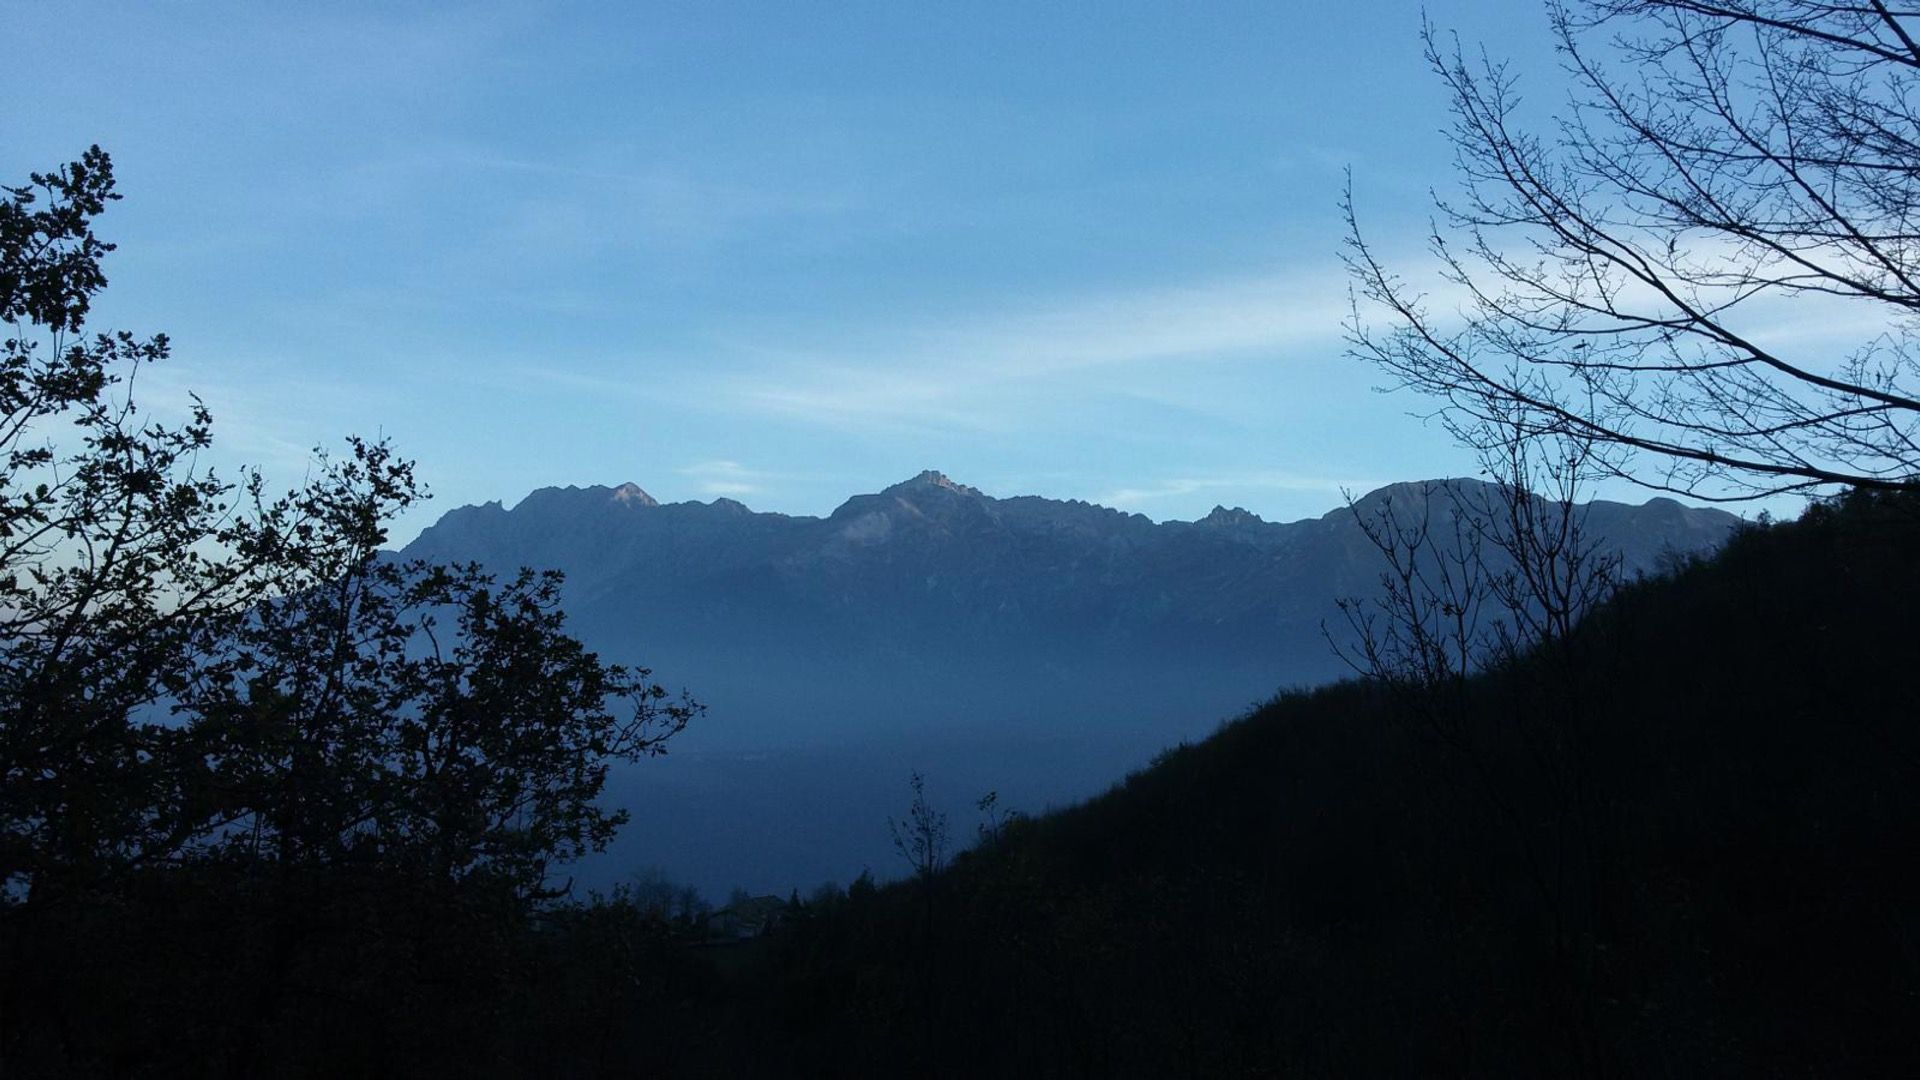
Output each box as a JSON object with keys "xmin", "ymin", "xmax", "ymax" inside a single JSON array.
[
  {"xmin": 719, "ymin": 267, "xmax": 1364, "ymax": 432},
  {"xmin": 135, "ymin": 362, "xmax": 342, "ymax": 481},
  {"xmin": 677, "ymin": 459, "xmax": 778, "ymax": 497},
  {"xmin": 464, "ymin": 152, "xmax": 860, "ymax": 248},
  {"xmin": 1098, "ymin": 469, "xmax": 1375, "ymax": 514},
  {"xmin": 1732, "ymin": 290, "xmax": 1910, "ymax": 351}
]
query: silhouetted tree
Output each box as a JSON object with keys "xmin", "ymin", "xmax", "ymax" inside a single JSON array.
[
  {"xmin": 1346, "ymin": 1, "xmax": 1920, "ymax": 500},
  {"xmin": 628, "ymin": 867, "xmax": 710, "ymax": 925},
  {"xmin": 0, "ymin": 149, "xmax": 701, "ymax": 1075},
  {"xmin": 889, "ymin": 771, "xmax": 949, "ymax": 882},
  {"xmin": 888, "ymin": 771, "xmax": 949, "ymax": 1063},
  {"xmin": 0, "ymin": 147, "xmax": 348, "ymax": 906},
  {"xmin": 183, "ymin": 518, "xmax": 696, "ymax": 898},
  {"xmin": 1332, "ymin": 423, "xmax": 1622, "ymax": 701},
  {"xmin": 1331, "ymin": 422, "xmax": 1629, "ymax": 1074},
  {"xmin": 974, "ymin": 790, "xmax": 1021, "ymax": 846}
]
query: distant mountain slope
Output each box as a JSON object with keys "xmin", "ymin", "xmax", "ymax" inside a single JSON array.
[
  {"xmin": 404, "ymin": 471, "xmax": 1738, "ymax": 728},
  {"xmin": 400, "ymin": 472, "xmax": 1741, "ymax": 894}
]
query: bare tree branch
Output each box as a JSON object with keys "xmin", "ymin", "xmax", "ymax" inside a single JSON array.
[{"xmin": 1347, "ymin": 3, "xmax": 1920, "ymax": 499}]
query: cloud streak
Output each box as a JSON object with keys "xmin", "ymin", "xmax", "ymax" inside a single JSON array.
[
  {"xmin": 1098, "ymin": 469, "xmax": 1376, "ymax": 514},
  {"xmin": 717, "ymin": 266, "xmax": 1367, "ymax": 432},
  {"xmin": 677, "ymin": 459, "xmax": 779, "ymax": 497}
]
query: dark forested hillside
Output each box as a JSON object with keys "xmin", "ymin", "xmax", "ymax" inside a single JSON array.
[{"xmin": 689, "ymin": 489, "xmax": 1920, "ymax": 1077}]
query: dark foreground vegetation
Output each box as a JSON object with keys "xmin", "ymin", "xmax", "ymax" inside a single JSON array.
[
  {"xmin": 707, "ymin": 490, "xmax": 1920, "ymax": 1077},
  {"xmin": 11, "ymin": 486, "xmax": 1914, "ymax": 1077}
]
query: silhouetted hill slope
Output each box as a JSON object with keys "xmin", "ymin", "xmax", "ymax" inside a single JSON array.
[{"xmin": 714, "ymin": 490, "xmax": 1920, "ymax": 1077}]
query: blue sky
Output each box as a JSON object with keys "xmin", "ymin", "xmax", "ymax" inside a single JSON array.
[{"xmin": 7, "ymin": 2, "xmax": 1601, "ymax": 541}]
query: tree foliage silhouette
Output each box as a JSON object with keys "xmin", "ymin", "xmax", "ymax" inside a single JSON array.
[
  {"xmin": 0, "ymin": 148, "xmax": 700, "ymax": 1075},
  {"xmin": 183, "ymin": 480, "xmax": 696, "ymax": 897},
  {"xmin": 889, "ymin": 771, "xmax": 950, "ymax": 883},
  {"xmin": 0, "ymin": 146, "xmax": 315, "ymax": 902},
  {"xmin": 1, "ymin": 147, "xmax": 694, "ymax": 913}
]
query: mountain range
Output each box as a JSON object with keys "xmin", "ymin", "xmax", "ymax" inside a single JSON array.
[{"xmin": 401, "ymin": 471, "xmax": 1739, "ymax": 894}]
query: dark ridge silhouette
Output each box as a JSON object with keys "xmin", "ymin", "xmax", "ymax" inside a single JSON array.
[{"xmin": 681, "ymin": 488, "xmax": 1920, "ymax": 1076}]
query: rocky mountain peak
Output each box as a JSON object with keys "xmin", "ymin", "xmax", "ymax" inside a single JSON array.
[
  {"xmin": 1199, "ymin": 505, "xmax": 1264, "ymax": 528},
  {"xmin": 886, "ymin": 470, "xmax": 985, "ymax": 499},
  {"xmin": 610, "ymin": 482, "xmax": 659, "ymax": 507}
]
